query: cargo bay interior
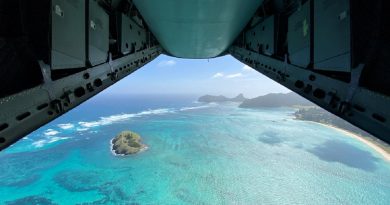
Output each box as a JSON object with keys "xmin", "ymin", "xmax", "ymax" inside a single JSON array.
[{"xmin": 0, "ymin": 0, "xmax": 389, "ymax": 150}]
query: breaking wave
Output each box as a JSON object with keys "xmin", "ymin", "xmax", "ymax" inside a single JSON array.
[
  {"xmin": 179, "ymin": 105, "xmax": 211, "ymax": 111},
  {"xmin": 31, "ymin": 105, "xmax": 210, "ymax": 149},
  {"xmin": 77, "ymin": 108, "xmax": 175, "ymax": 129},
  {"xmin": 57, "ymin": 123, "xmax": 74, "ymax": 130},
  {"xmin": 32, "ymin": 136, "xmax": 71, "ymax": 148},
  {"xmin": 44, "ymin": 129, "xmax": 60, "ymax": 136}
]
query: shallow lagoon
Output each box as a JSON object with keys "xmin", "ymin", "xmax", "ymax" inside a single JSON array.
[{"xmin": 1, "ymin": 95, "xmax": 389, "ymax": 204}]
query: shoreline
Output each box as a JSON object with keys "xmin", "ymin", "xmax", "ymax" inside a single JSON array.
[{"xmin": 309, "ymin": 121, "xmax": 390, "ymax": 162}]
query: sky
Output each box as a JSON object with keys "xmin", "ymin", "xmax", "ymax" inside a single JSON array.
[{"xmin": 103, "ymin": 54, "xmax": 290, "ymax": 98}]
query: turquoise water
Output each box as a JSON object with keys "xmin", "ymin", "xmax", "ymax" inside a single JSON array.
[{"xmin": 0, "ymin": 95, "xmax": 389, "ymax": 204}]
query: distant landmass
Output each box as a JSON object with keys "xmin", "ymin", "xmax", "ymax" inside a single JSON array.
[
  {"xmin": 198, "ymin": 93, "xmax": 247, "ymax": 103},
  {"xmin": 198, "ymin": 92, "xmax": 389, "ymax": 155},
  {"xmin": 111, "ymin": 131, "xmax": 147, "ymax": 155},
  {"xmin": 239, "ymin": 92, "xmax": 313, "ymax": 108}
]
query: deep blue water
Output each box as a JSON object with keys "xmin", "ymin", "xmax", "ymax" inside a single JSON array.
[{"xmin": 0, "ymin": 94, "xmax": 389, "ymax": 204}]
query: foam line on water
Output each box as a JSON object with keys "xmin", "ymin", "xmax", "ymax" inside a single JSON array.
[
  {"xmin": 32, "ymin": 136, "xmax": 71, "ymax": 148},
  {"xmin": 31, "ymin": 106, "xmax": 207, "ymax": 148},
  {"xmin": 57, "ymin": 123, "xmax": 75, "ymax": 130},
  {"xmin": 179, "ymin": 105, "xmax": 210, "ymax": 111},
  {"xmin": 76, "ymin": 108, "xmax": 175, "ymax": 130},
  {"xmin": 44, "ymin": 129, "xmax": 60, "ymax": 136}
]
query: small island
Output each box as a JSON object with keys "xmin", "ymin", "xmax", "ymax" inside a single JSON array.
[
  {"xmin": 198, "ymin": 93, "xmax": 247, "ymax": 103},
  {"xmin": 111, "ymin": 131, "xmax": 147, "ymax": 155}
]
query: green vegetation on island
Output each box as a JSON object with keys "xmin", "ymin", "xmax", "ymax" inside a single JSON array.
[
  {"xmin": 239, "ymin": 92, "xmax": 313, "ymax": 108},
  {"xmin": 294, "ymin": 107, "xmax": 390, "ymax": 154},
  {"xmin": 111, "ymin": 131, "xmax": 147, "ymax": 155},
  {"xmin": 198, "ymin": 93, "xmax": 247, "ymax": 103}
]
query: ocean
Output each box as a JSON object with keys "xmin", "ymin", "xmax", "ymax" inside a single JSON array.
[{"xmin": 0, "ymin": 94, "xmax": 389, "ymax": 205}]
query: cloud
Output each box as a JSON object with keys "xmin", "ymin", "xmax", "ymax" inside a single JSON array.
[
  {"xmin": 212, "ymin": 72, "xmax": 245, "ymax": 79},
  {"xmin": 226, "ymin": 73, "xmax": 243, "ymax": 79},
  {"xmin": 212, "ymin": 72, "xmax": 224, "ymax": 78},
  {"xmin": 158, "ymin": 60, "xmax": 176, "ymax": 67},
  {"xmin": 242, "ymin": 65, "xmax": 252, "ymax": 71}
]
